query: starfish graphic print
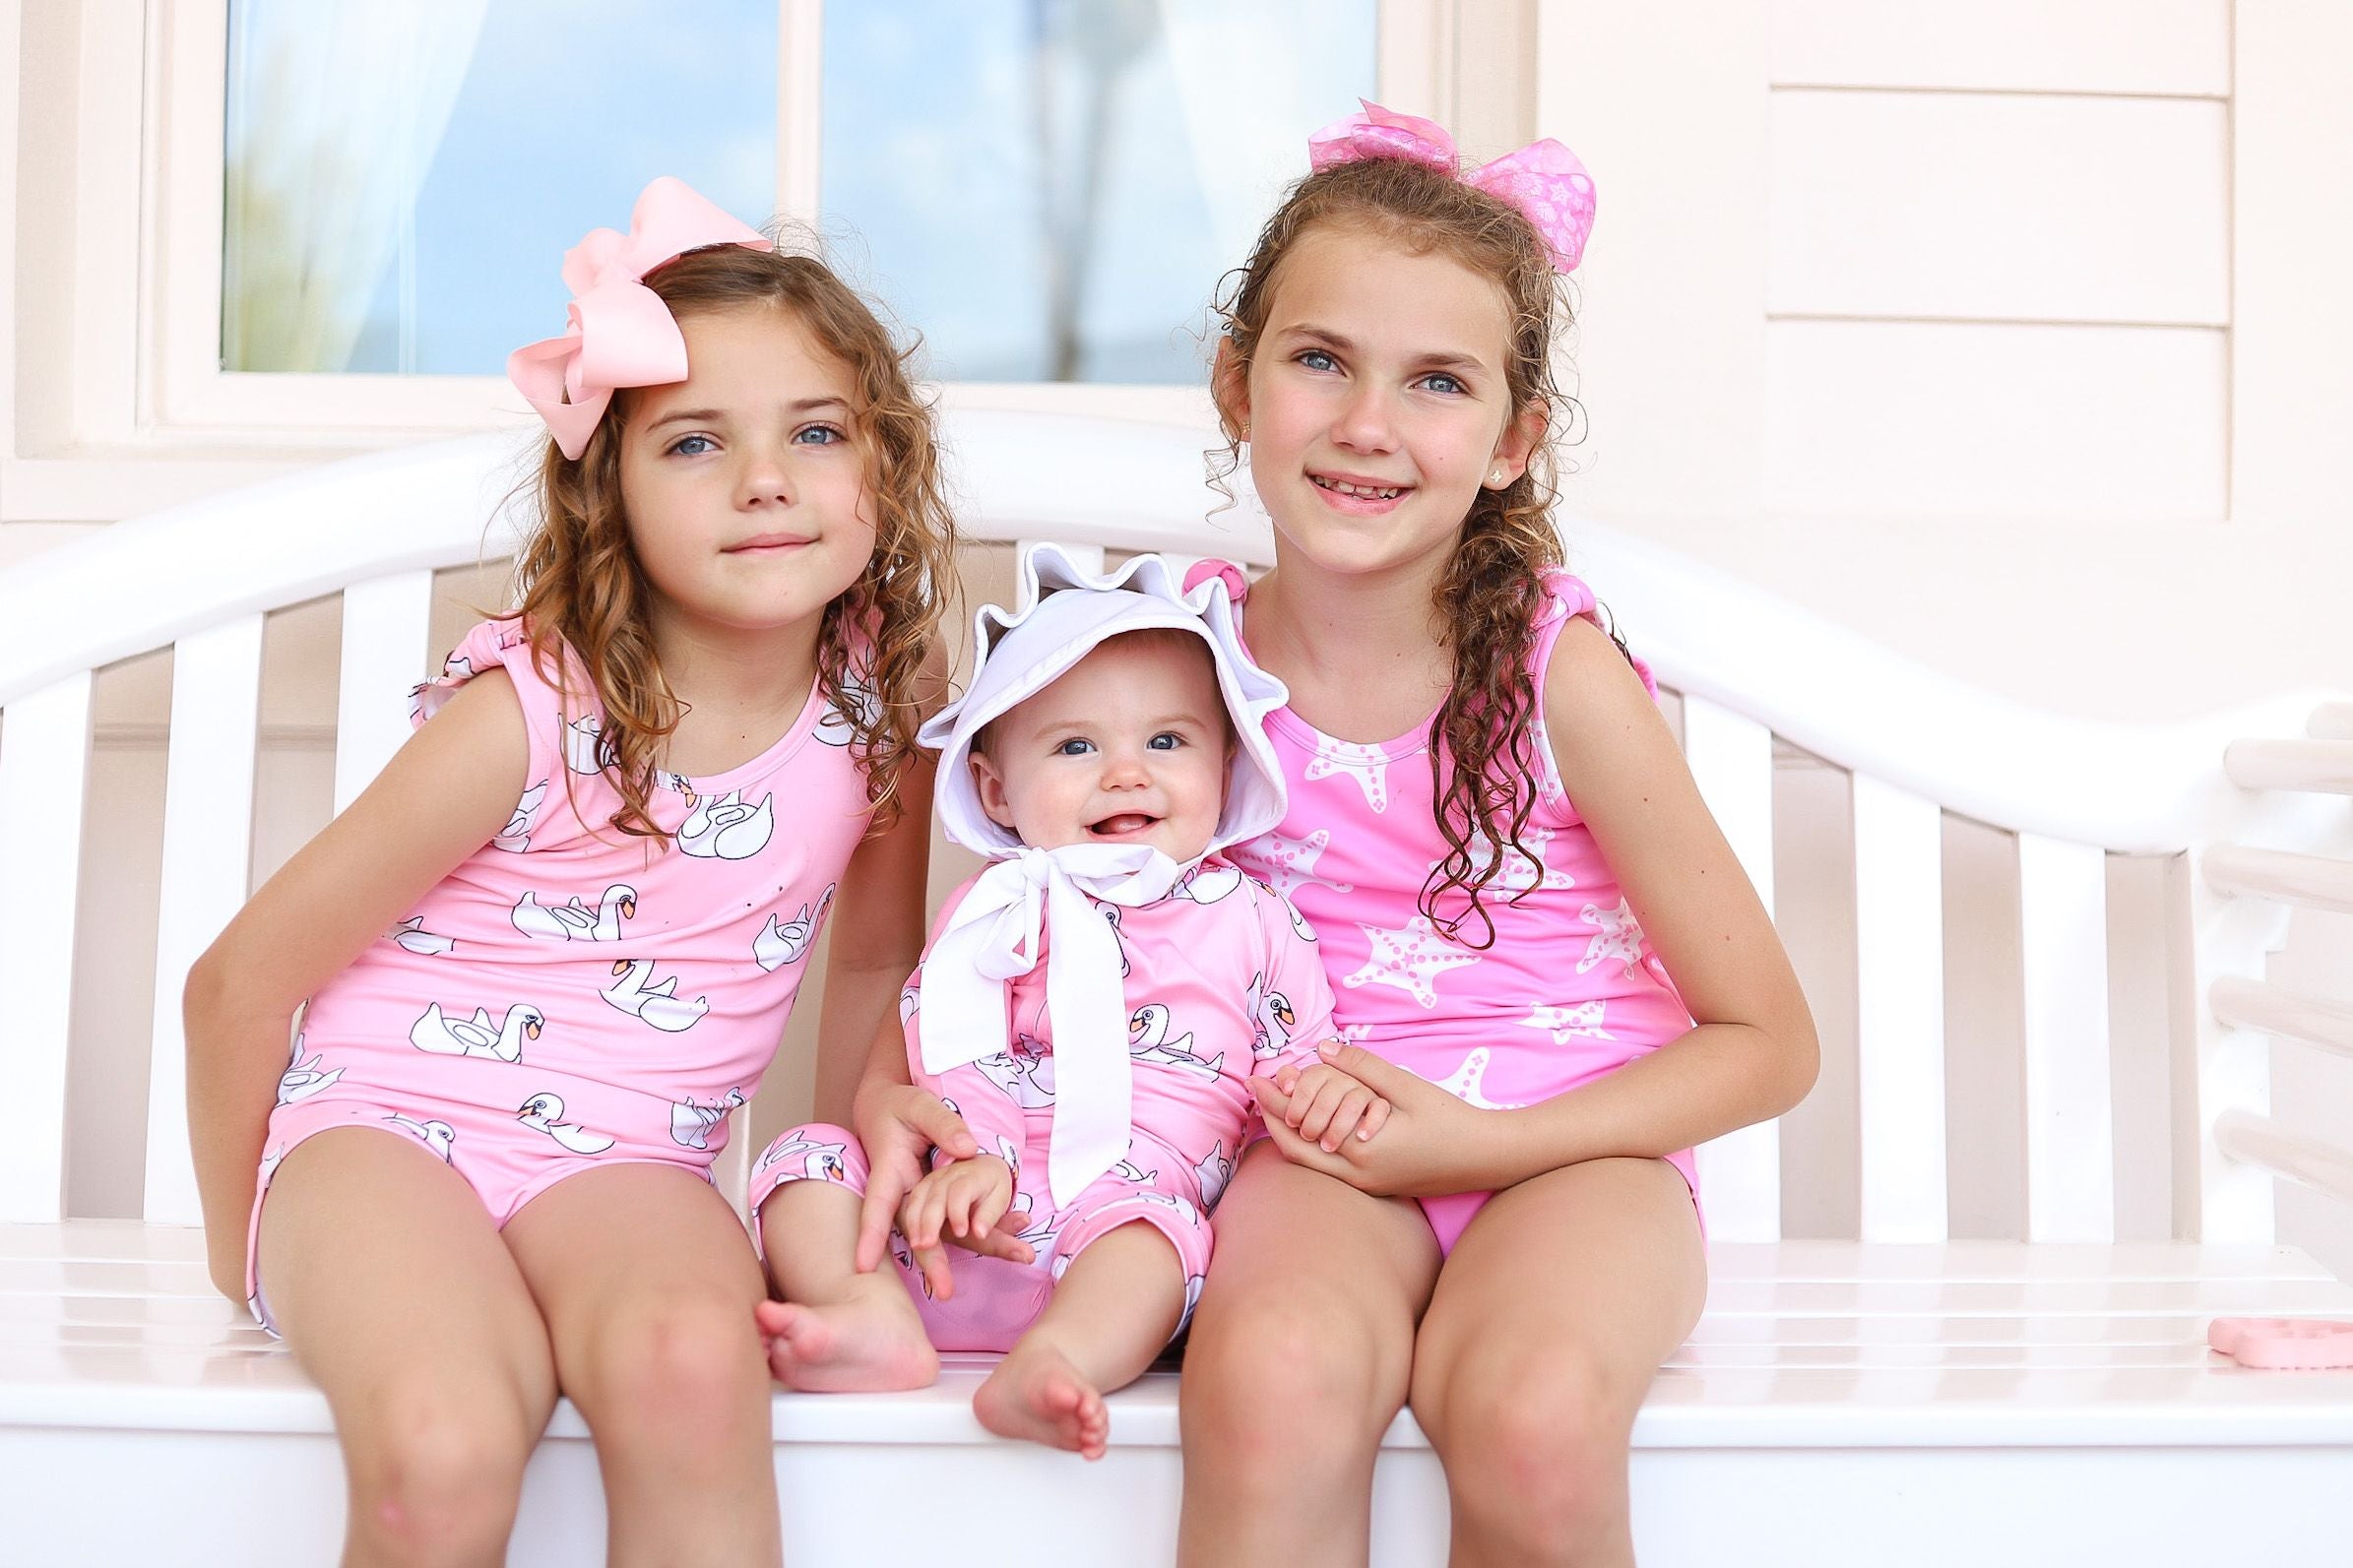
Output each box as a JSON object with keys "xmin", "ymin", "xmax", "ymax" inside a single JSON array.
[
  {"xmin": 1526, "ymin": 715, "xmax": 1567, "ymax": 804},
  {"xmin": 1577, "ymin": 899, "xmax": 1647, "ymax": 978},
  {"xmin": 1304, "ymin": 736, "xmax": 1392, "ymax": 812},
  {"xmin": 1230, "ymin": 827, "xmax": 1355, "ymax": 898},
  {"xmin": 1343, "ymin": 915, "xmax": 1482, "ymax": 1009},
  {"xmin": 1522, "ymin": 1000, "xmax": 1609, "ymax": 1045},
  {"xmin": 1432, "ymin": 1046, "xmax": 1524, "ymax": 1109}
]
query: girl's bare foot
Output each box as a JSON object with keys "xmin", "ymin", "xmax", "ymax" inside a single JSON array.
[
  {"xmin": 756, "ymin": 1294, "xmax": 937, "ymax": 1393},
  {"xmin": 973, "ymin": 1342, "xmax": 1111, "ymax": 1460}
]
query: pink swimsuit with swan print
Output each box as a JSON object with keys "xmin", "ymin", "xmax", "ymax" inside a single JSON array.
[
  {"xmin": 245, "ymin": 617, "xmax": 873, "ymax": 1331},
  {"xmin": 1208, "ymin": 564, "xmax": 1704, "ymax": 1255},
  {"xmin": 750, "ymin": 858, "xmax": 1335, "ymax": 1348}
]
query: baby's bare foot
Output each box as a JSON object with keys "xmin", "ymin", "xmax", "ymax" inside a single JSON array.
[
  {"xmin": 756, "ymin": 1295, "xmax": 937, "ymax": 1393},
  {"xmin": 973, "ymin": 1344, "xmax": 1111, "ymax": 1460}
]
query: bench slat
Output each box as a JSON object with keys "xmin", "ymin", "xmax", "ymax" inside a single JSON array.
[
  {"xmin": 10, "ymin": 1226, "xmax": 2353, "ymax": 1457},
  {"xmin": 2018, "ymin": 834, "xmax": 2117, "ymax": 1240},
  {"xmin": 333, "ymin": 572, "xmax": 435, "ymax": 814},
  {"xmin": 0, "ymin": 674, "xmax": 95, "ymax": 1223},
  {"xmin": 143, "ymin": 617, "xmax": 267, "ymax": 1227},
  {"xmin": 1852, "ymin": 776, "xmax": 1947, "ymax": 1241},
  {"xmin": 1682, "ymin": 695, "xmax": 1783, "ymax": 1240}
]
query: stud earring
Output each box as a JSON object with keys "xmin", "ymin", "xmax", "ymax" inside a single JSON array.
[{"xmin": 1490, "ymin": 466, "xmax": 1505, "ymax": 485}]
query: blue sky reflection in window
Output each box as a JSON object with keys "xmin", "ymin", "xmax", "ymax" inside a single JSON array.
[{"xmin": 223, "ymin": 0, "xmax": 1368, "ymax": 384}]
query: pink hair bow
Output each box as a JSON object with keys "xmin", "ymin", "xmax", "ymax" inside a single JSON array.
[
  {"xmin": 507, "ymin": 176, "xmax": 773, "ymax": 460},
  {"xmin": 1306, "ymin": 100, "xmax": 1596, "ymax": 273}
]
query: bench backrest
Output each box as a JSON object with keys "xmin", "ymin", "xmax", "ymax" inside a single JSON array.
[{"xmin": 3, "ymin": 412, "xmax": 2345, "ymax": 1244}]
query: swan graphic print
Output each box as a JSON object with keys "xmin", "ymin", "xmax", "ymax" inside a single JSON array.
[
  {"xmin": 518, "ymin": 1093, "xmax": 614, "ymax": 1154},
  {"xmin": 676, "ymin": 789, "xmax": 774, "ymax": 859},
  {"xmin": 410, "ymin": 1002, "xmax": 545, "ymax": 1062},
  {"xmin": 512, "ymin": 884, "xmax": 637, "ymax": 942},
  {"xmin": 602, "ymin": 959, "xmax": 710, "ymax": 1033}
]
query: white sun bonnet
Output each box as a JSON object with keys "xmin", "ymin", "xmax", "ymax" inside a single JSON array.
[{"xmin": 920, "ymin": 542, "xmax": 1289, "ymax": 865}]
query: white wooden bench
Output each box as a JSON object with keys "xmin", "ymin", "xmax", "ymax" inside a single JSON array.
[{"xmin": 4, "ymin": 414, "xmax": 2351, "ymax": 1565}]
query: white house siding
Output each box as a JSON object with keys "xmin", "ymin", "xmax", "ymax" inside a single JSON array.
[{"xmin": 1542, "ymin": 0, "xmax": 2349, "ymax": 1274}]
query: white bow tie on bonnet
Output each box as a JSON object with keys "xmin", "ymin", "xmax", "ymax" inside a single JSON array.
[{"xmin": 916, "ymin": 543, "xmax": 1290, "ymax": 1205}]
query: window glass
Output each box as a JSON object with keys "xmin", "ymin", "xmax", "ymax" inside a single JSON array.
[
  {"xmin": 219, "ymin": 0, "xmax": 1375, "ymax": 382},
  {"xmin": 820, "ymin": 0, "xmax": 1376, "ymax": 382},
  {"xmin": 223, "ymin": 1, "xmax": 779, "ymax": 373}
]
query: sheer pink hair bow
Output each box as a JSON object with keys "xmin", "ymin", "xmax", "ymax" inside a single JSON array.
[
  {"xmin": 507, "ymin": 176, "xmax": 773, "ymax": 460},
  {"xmin": 1307, "ymin": 100, "xmax": 1596, "ymax": 273}
]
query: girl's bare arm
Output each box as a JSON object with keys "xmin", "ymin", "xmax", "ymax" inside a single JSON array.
[
  {"xmin": 183, "ymin": 671, "xmax": 527, "ymax": 1296},
  {"xmin": 1490, "ymin": 617, "xmax": 1818, "ymax": 1180},
  {"xmin": 809, "ymin": 741, "xmax": 937, "ymax": 1124}
]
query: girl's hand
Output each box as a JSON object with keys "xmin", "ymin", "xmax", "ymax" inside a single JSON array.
[
  {"xmin": 896, "ymin": 1156, "xmax": 1016, "ymax": 1301},
  {"xmin": 849, "ymin": 1078, "xmax": 1034, "ymax": 1275},
  {"xmin": 1250, "ymin": 1041, "xmax": 1490, "ymax": 1198}
]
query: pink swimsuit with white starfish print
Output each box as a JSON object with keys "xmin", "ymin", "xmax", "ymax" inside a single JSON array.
[
  {"xmin": 244, "ymin": 617, "xmax": 873, "ymax": 1332},
  {"xmin": 1218, "ymin": 567, "xmax": 1703, "ymax": 1254}
]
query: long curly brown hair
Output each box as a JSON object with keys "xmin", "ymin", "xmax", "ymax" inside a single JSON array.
[
  {"xmin": 1211, "ymin": 155, "xmax": 1621, "ymax": 948},
  {"xmin": 509, "ymin": 242, "xmax": 955, "ymax": 842}
]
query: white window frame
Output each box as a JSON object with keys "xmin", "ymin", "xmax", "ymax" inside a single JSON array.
[{"xmin": 6, "ymin": 0, "xmax": 1502, "ymax": 519}]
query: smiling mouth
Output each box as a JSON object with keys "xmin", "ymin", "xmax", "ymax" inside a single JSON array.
[
  {"xmin": 1309, "ymin": 474, "xmax": 1409, "ymax": 500},
  {"xmin": 1089, "ymin": 812, "xmax": 1160, "ymax": 838}
]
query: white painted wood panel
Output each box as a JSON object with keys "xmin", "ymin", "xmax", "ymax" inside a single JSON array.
[
  {"xmin": 143, "ymin": 618, "xmax": 266, "ymax": 1226},
  {"xmin": 1769, "ymin": 0, "xmax": 2230, "ymax": 96},
  {"xmin": 1533, "ymin": 1, "xmax": 1771, "ymax": 522},
  {"xmin": 2016, "ymin": 835, "xmax": 2116, "ymax": 1241},
  {"xmin": 332, "ymin": 572, "xmax": 433, "ymax": 814},
  {"xmin": 1764, "ymin": 319, "xmax": 2228, "ymax": 522},
  {"xmin": 1851, "ymin": 776, "xmax": 1945, "ymax": 1242},
  {"xmin": 0, "ymin": 676, "xmax": 95, "ymax": 1223},
  {"xmin": 1768, "ymin": 91, "xmax": 2229, "ymax": 326},
  {"xmin": 2234, "ymin": 4, "xmax": 2353, "ymax": 530},
  {"xmin": 1682, "ymin": 697, "xmax": 1781, "ymax": 1240}
]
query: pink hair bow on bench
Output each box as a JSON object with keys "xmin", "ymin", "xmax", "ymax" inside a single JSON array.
[
  {"xmin": 507, "ymin": 176, "xmax": 773, "ymax": 460},
  {"xmin": 1306, "ymin": 99, "xmax": 1597, "ymax": 273}
]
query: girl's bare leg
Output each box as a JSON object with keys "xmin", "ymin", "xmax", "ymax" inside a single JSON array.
[
  {"xmin": 257, "ymin": 1128, "xmax": 558, "ymax": 1568},
  {"xmin": 1410, "ymin": 1158, "xmax": 1704, "ymax": 1568},
  {"xmin": 973, "ymin": 1221, "xmax": 1185, "ymax": 1460},
  {"xmin": 755, "ymin": 1178, "xmax": 937, "ymax": 1391},
  {"xmin": 1177, "ymin": 1142, "xmax": 1441, "ymax": 1568},
  {"xmin": 503, "ymin": 1164, "xmax": 780, "ymax": 1568}
]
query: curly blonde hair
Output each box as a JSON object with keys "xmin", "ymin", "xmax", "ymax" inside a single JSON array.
[
  {"xmin": 1211, "ymin": 155, "xmax": 1623, "ymax": 948},
  {"xmin": 509, "ymin": 242, "xmax": 956, "ymax": 842}
]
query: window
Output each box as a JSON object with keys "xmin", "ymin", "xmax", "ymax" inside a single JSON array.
[
  {"xmin": 5, "ymin": 0, "xmax": 1475, "ymax": 505},
  {"xmin": 215, "ymin": 0, "xmax": 1372, "ymax": 389},
  {"xmin": 222, "ymin": 1, "xmax": 783, "ymax": 376}
]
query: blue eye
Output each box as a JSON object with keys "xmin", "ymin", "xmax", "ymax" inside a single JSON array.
[
  {"xmin": 1055, "ymin": 738, "xmax": 1095, "ymax": 756},
  {"xmin": 1419, "ymin": 372, "xmax": 1467, "ymax": 396},
  {"xmin": 668, "ymin": 433, "xmax": 716, "ymax": 457},
  {"xmin": 794, "ymin": 424, "xmax": 845, "ymax": 446},
  {"xmin": 1148, "ymin": 732, "xmax": 1181, "ymax": 751},
  {"xmin": 1298, "ymin": 348, "xmax": 1339, "ymax": 373}
]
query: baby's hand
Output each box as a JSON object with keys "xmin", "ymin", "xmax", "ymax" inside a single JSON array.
[
  {"xmin": 897, "ymin": 1155, "xmax": 1015, "ymax": 1301},
  {"xmin": 1256, "ymin": 1059, "xmax": 1391, "ymax": 1152}
]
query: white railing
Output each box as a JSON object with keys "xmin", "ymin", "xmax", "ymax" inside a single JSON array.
[{"xmin": 2209, "ymin": 975, "xmax": 2353, "ymax": 1062}]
